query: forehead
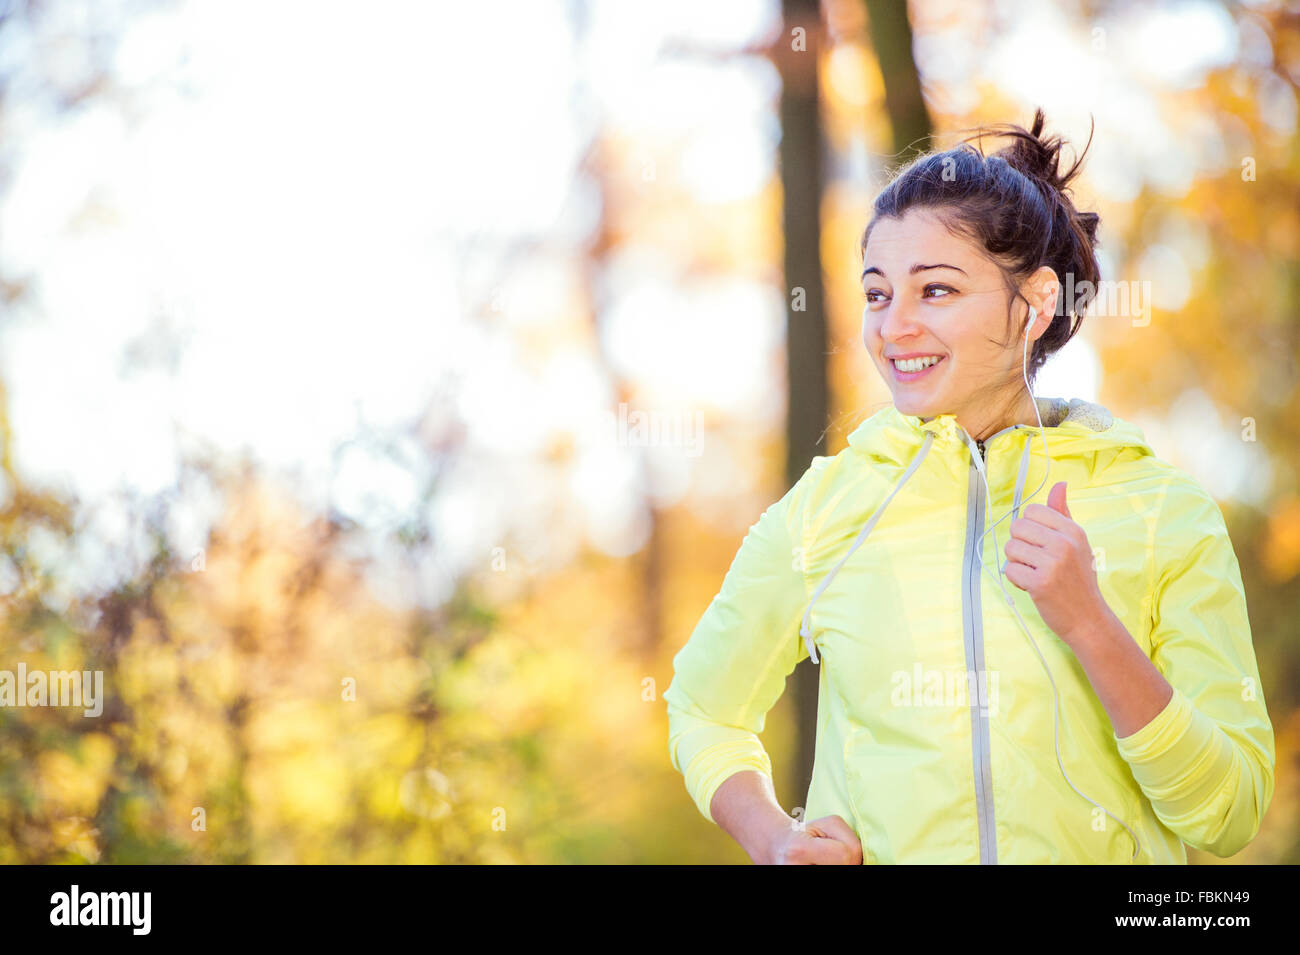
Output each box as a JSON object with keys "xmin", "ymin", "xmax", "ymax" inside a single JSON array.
[{"xmin": 863, "ymin": 209, "xmax": 984, "ymax": 272}]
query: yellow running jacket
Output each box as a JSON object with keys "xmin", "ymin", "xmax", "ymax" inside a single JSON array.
[{"xmin": 664, "ymin": 396, "xmax": 1275, "ymax": 863}]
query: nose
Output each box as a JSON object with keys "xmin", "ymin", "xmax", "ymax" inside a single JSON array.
[{"xmin": 872, "ymin": 295, "xmax": 924, "ymax": 348}]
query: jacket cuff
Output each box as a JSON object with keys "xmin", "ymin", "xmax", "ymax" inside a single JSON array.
[
  {"xmin": 682, "ymin": 738, "xmax": 774, "ymax": 825},
  {"xmin": 1113, "ymin": 685, "xmax": 1234, "ymax": 817},
  {"xmin": 1114, "ymin": 685, "xmax": 1192, "ymax": 760}
]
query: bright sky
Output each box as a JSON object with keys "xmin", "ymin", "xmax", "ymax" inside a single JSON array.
[{"xmin": 0, "ymin": 0, "xmax": 1276, "ymax": 608}]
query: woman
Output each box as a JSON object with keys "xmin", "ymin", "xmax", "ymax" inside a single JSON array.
[{"xmin": 663, "ymin": 109, "xmax": 1275, "ymax": 864}]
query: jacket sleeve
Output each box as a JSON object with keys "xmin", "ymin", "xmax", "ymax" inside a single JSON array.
[
  {"xmin": 1113, "ymin": 474, "xmax": 1276, "ymax": 857},
  {"xmin": 662, "ymin": 468, "xmax": 815, "ymax": 825}
]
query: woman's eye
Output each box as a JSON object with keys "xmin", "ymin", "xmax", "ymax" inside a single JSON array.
[{"xmin": 868, "ymin": 283, "xmax": 951, "ymax": 302}]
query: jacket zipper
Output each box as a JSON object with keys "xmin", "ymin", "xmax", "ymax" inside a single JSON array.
[
  {"xmin": 962, "ymin": 446, "xmax": 997, "ymax": 863},
  {"xmin": 959, "ymin": 423, "xmax": 1029, "ymax": 862}
]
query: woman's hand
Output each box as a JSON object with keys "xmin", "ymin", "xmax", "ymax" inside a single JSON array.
[
  {"xmin": 1002, "ymin": 481, "xmax": 1108, "ymax": 650},
  {"xmin": 711, "ymin": 772, "xmax": 865, "ymax": 864},
  {"xmin": 765, "ymin": 814, "xmax": 863, "ymax": 865}
]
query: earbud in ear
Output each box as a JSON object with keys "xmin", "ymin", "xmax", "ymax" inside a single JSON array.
[{"xmin": 1025, "ymin": 305, "xmax": 1036, "ymax": 339}]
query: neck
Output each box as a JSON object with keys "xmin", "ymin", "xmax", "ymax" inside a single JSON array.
[{"xmin": 924, "ymin": 390, "xmax": 1042, "ymax": 442}]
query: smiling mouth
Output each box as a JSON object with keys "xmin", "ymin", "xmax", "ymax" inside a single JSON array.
[{"xmin": 890, "ymin": 355, "xmax": 946, "ymax": 379}]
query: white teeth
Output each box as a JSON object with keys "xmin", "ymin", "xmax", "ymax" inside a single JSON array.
[{"xmin": 893, "ymin": 355, "xmax": 942, "ymax": 373}]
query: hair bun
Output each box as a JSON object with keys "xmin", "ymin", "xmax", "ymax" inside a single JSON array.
[{"xmin": 985, "ymin": 107, "xmax": 1094, "ymax": 203}]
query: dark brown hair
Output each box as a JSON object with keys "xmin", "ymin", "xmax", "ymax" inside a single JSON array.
[{"xmin": 860, "ymin": 108, "xmax": 1100, "ymax": 383}]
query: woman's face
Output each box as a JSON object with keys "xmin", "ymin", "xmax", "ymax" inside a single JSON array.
[{"xmin": 861, "ymin": 208, "xmax": 1045, "ymax": 430}]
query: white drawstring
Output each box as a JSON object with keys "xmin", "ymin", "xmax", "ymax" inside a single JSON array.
[{"xmin": 799, "ymin": 430, "xmax": 935, "ymax": 664}]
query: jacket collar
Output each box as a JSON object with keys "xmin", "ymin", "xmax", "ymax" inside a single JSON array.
[{"xmin": 846, "ymin": 395, "xmax": 1152, "ymax": 465}]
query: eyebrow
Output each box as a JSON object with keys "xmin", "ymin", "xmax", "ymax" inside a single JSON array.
[{"xmin": 861, "ymin": 263, "xmax": 968, "ymax": 280}]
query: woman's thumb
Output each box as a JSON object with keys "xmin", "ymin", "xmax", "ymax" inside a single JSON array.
[{"xmin": 1048, "ymin": 480, "xmax": 1070, "ymax": 518}]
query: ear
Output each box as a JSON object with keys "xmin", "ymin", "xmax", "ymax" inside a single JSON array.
[{"xmin": 1030, "ymin": 266, "xmax": 1060, "ymax": 333}]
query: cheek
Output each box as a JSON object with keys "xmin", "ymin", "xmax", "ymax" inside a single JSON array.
[
  {"xmin": 940, "ymin": 325, "xmax": 988, "ymax": 364},
  {"xmin": 862, "ymin": 312, "xmax": 882, "ymax": 345}
]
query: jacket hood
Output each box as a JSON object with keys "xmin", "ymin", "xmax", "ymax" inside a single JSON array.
[{"xmin": 845, "ymin": 395, "xmax": 1155, "ymax": 471}]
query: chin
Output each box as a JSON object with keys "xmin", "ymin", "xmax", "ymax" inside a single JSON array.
[{"xmin": 891, "ymin": 393, "xmax": 939, "ymax": 416}]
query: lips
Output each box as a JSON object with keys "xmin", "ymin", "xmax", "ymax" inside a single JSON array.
[{"xmin": 890, "ymin": 355, "xmax": 945, "ymax": 381}]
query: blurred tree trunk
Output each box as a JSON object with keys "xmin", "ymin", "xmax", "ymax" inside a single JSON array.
[
  {"xmin": 864, "ymin": 0, "xmax": 934, "ymax": 163},
  {"xmin": 776, "ymin": 0, "xmax": 829, "ymax": 816}
]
